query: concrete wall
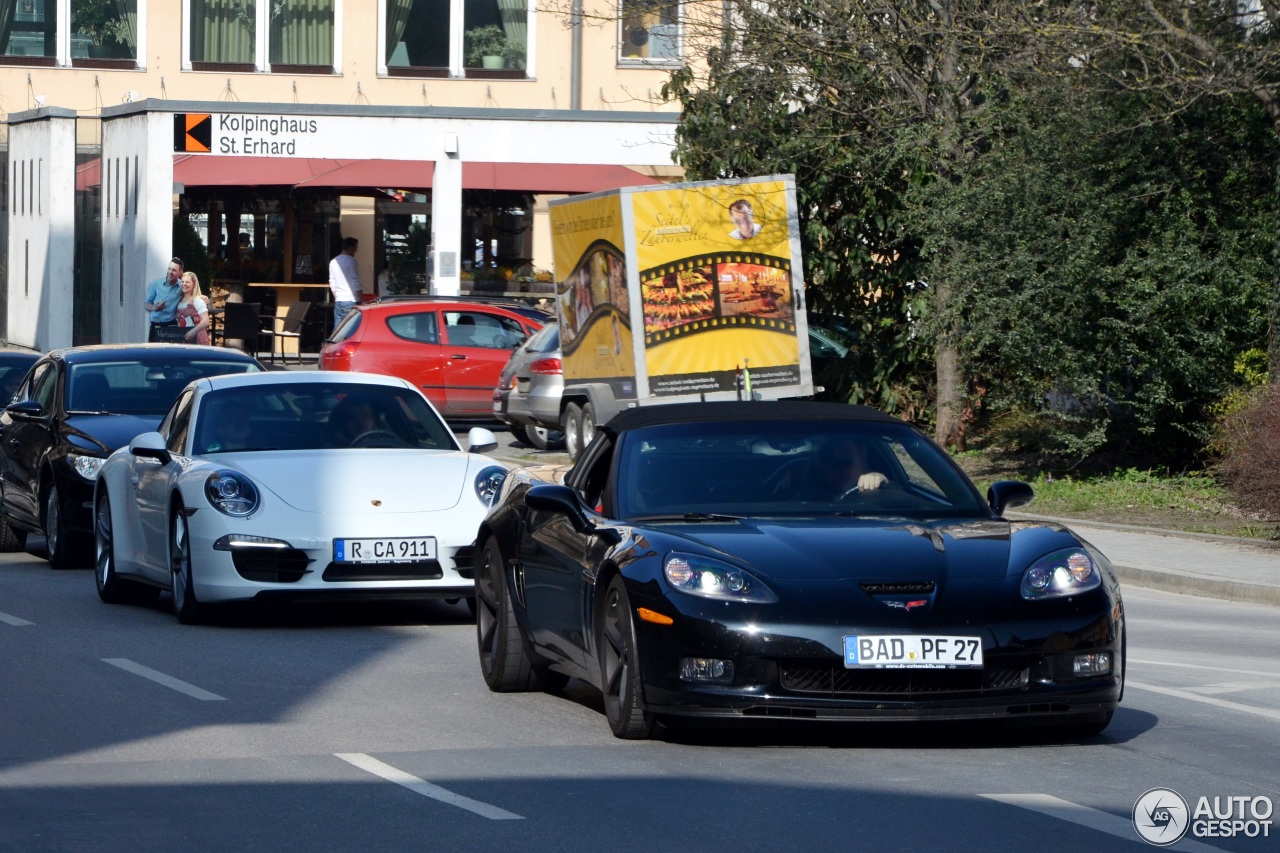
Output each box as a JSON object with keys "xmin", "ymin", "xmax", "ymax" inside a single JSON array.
[{"xmin": 5, "ymin": 110, "xmax": 75, "ymax": 351}]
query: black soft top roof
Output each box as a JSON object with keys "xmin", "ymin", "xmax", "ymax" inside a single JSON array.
[
  {"xmin": 603, "ymin": 401, "xmax": 904, "ymax": 435},
  {"xmin": 54, "ymin": 344, "xmax": 261, "ymax": 365}
]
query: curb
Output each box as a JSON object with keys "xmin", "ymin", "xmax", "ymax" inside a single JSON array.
[
  {"xmin": 1112, "ymin": 564, "xmax": 1280, "ymax": 608},
  {"xmin": 1009, "ymin": 512, "xmax": 1280, "ymax": 549}
]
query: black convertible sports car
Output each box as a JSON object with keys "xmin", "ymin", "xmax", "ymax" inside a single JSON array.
[{"xmin": 475, "ymin": 401, "xmax": 1124, "ymax": 739}]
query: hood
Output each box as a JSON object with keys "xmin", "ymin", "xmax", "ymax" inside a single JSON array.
[
  {"xmin": 210, "ymin": 449, "xmax": 475, "ymax": 513},
  {"xmin": 654, "ymin": 517, "xmax": 1024, "ymax": 583},
  {"xmin": 64, "ymin": 414, "xmax": 164, "ymax": 456}
]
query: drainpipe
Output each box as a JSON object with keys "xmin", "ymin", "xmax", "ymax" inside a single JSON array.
[{"xmin": 570, "ymin": 0, "xmax": 582, "ymax": 110}]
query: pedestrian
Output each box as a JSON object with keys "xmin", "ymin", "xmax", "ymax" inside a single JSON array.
[
  {"xmin": 144, "ymin": 257, "xmax": 184, "ymax": 341},
  {"xmin": 175, "ymin": 271, "xmax": 211, "ymax": 345},
  {"xmin": 329, "ymin": 237, "xmax": 362, "ymax": 328}
]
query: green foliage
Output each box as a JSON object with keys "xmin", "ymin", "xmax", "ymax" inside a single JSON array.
[
  {"xmin": 172, "ymin": 215, "xmax": 212, "ymax": 297},
  {"xmin": 1214, "ymin": 384, "xmax": 1280, "ymax": 522},
  {"xmin": 465, "ymin": 25, "xmax": 514, "ymax": 67}
]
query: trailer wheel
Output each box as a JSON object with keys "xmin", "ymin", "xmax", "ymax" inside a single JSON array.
[{"xmin": 563, "ymin": 403, "xmax": 584, "ymax": 461}]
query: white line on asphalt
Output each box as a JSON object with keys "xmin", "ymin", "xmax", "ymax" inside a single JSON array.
[
  {"xmin": 335, "ymin": 753, "xmax": 523, "ymax": 821},
  {"xmin": 101, "ymin": 658, "xmax": 227, "ymax": 701},
  {"xmin": 1131, "ymin": 658, "xmax": 1280, "ymax": 679},
  {"xmin": 1127, "ymin": 680, "xmax": 1280, "ymax": 723},
  {"xmin": 0, "ymin": 610, "xmax": 34, "ymax": 626},
  {"xmin": 981, "ymin": 793, "xmax": 1223, "ymax": 852}
]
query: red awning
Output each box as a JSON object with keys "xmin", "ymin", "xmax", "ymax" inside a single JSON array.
[
  {"xmin": 462, "ymin": 163, "xmax": 663, "ymax": 193},
  {"xmin": 293, "ymin": 159, "xmax": 435, "ymax": 190},
  {"xmin": 173, "ymin": 155, "xmax": 347, "ymax": 187}
]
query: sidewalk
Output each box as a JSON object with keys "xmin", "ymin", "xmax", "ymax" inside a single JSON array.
[{"xmin": 1011, "ymin": 513, "xmax": 1280, "ymax": 607}]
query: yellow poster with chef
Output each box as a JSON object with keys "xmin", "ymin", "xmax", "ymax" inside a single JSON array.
[{"xmin": 629, "ymin": 178, "xmax": 802, "ymax": 396}]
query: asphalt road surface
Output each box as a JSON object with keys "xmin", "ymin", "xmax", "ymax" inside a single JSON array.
[{"xmin": 2, "ymin": 519, "xmax": 1277, "ymax": 851}]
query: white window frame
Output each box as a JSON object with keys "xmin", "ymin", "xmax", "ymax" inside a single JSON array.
[
  {"xmin": 616, "ymin": 0, "xmax": 682, "ymax": 68},
  {"xmin": 46, "ymin": 0, "xmax": 147, "ymax": 69},
  {"xmin": 376, "ymin": 0, "xmax": 535, "ymax": 79},
  {"xmin": 181, "ymin": 0, "xmax": 340, "ymax": 73}
]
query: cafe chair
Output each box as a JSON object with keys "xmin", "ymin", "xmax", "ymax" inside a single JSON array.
[
  {"xmin": 220, "ymin": 301, "xmax": 277, "ymax": 360},
  {"xmin": 272, "ymin": 301, "xmax": 311, "ymax": 364}
]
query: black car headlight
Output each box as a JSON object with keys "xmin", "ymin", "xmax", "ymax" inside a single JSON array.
[
  {"xmin": 205, "ymin": 470, "xmax": 260, "ymax": 517},
  {"xmin": 68, "ymin": 453, "xmax": 106, "ymax": 482},
  {"xmin": 1020, "ymin": 548, "xmax": 1101, "ymax": 600},
  {"xmin": 474, "ymin": 465, "xmax": 508, "ymax": 507},
  {"xmin": 664, "ymin": 552, "xmax": 777, "ymax": 603}
]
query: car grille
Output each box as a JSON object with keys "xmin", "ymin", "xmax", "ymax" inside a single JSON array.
[
  {"xmin": 779, "ymin": 656, "xmax": 1029, "ymax": 696},
  {"xmin": 860, "ymin": 581, "xmax": 936, "ymax": 594},
  {"xmin": 321, "ymin": 560, "xmax": 445, "ymax": 582},
  {"xmin": 230, "ymin": 548, "xmax": 313, "ymax": 583}
]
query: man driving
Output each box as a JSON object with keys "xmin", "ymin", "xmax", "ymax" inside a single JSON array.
[{"xmin": 795, "ymin": 435, "xmax": 889, "ymax": 501}]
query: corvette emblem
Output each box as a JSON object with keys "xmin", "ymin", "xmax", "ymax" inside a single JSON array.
[{"xmin": 884, "ymin": 599, "xmax": 928, "ymax": 611}]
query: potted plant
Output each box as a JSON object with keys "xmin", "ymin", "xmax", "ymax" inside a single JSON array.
[
  {"xmin": 466, "ymin": 25, "xmax": 509, "ymax": 69},
  {"xmin": 501, "ymin": 38, "xmax": 526, "ymax": 71}
]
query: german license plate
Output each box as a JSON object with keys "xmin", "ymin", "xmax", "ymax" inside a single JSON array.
[
  {"xmin": 334, "ymin": 537, "xmax": 437, "ymax": 564},
  {"xmin": 844, "ymin": 635, "xmax": 983, "ymax": 669}
]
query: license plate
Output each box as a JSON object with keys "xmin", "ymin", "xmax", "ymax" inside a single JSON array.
[
  {"xmin": 334, "ymin": 537, "xmax": 437, "ymax": 564},
  {"xmin": 844, "ymin": 635, "xmax": 983, "ymax": 669},
  {"xmin": 493, "ymin": 400, "xmax": 502, "ymax": 413}
]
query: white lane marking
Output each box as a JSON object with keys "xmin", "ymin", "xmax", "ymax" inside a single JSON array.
[
  {"xmin": 0, "ymin": 610, "xmax": 34, "ymax": 626},
  {"xmin": 1131, "ymin": 658, "xmax": 1280, "ymax": 679},
  {"xmin": 981, "ymin": 793, "xmax": 1224, "ymax": 852},
  {"xmin": 335, "ymin": 753, "xmax": 523, "ymax": 821},
  {"xmin": 1127, "ymin": 680, "xmax": 1280, "ymax": 723},
  {"xmin": 101, "ymin": 658, "xmax": 226, "ymax": 701},
  {"xmin": 1187, "ymin": 682, "xmax": 1267, "ymax": 696}
]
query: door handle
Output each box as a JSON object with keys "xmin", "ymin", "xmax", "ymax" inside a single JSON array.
[{"xmin": 451, "ymin": 354, "xmax": 467, "ymax": 360}]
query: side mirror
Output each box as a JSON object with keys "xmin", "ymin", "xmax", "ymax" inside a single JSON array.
[
  {"xmin": 5, "ymin": 400, "xmax": 45, "ymax": 420},
  {"xmin": 129, "ymin": 431, "xmax": 172, "ymax": 465},
  {"xmin": 467, "ymin": 427, "xmax": 499, "ymax": 454},
  {"xmin": 988, "ymin": 480, "xmax": 1034, "ymax": 516},
  {"xmin": 526, "ymin": 483, "xmax": 595, "ymax": 534}
]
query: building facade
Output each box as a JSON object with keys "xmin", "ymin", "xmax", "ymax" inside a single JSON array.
[{"xmin": 1, "ymin": 0, "xmax": 683, "ymax": 349}]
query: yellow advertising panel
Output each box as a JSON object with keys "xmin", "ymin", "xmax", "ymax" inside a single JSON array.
[
  {"xmin": 631, "ymin": 179, "xmax": 802, "ymax": 397},
  {"xmin": 550, "ymin": 194, "xmax": 636, "ymax": 389}
]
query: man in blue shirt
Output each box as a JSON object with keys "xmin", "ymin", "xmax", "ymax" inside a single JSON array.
[{"xmin": 144, "ymin": 257, "xmax": 184, "ymax": 341}]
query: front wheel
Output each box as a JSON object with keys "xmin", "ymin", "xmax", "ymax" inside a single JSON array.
[
  {"xmin": 598, "ymin": 575, "xmax": 655, "ymax": 739},
  {"xmin": 170, "ymin": 508, "xmax": 204, "ymax": 625},
  {"xmin": 475, "ymin": 538, "xmax": 567, "ymax": 692},
  {"xmin": 45, "ymin": 482, "xmax": 78, "ymax": 570},
  {"xmin": 563, "ymin": 403, "xmax": 584, "ymax": 461}
]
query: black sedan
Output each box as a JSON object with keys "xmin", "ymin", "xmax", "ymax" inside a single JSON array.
[
  {"xmin": 0, "ymin": 344, "xmax": 262, "ymax": 568},
  {"xmin": 475, "ymin": 401, "xmax": 1124, "ymax": 739}
]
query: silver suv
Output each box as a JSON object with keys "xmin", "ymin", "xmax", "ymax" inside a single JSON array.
[{"xmin": 494, "ymin": 323, "xmax": 564, "ymax": 449}]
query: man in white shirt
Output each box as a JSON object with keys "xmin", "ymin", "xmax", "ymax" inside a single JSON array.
[{"xmin": 329, "ymin": 237, "xmax": 362, "ymax": 328}]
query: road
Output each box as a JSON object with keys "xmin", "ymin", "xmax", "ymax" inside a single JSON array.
[{"xmin": 2, "ymin": 483, "xmax": 1277, "ymax": 851}]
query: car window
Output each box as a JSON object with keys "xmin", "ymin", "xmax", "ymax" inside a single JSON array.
[
  {"xmin": 29, "ymin": 364, "xmax": 57, "ymax": 410},
  {"xmin": 164, "ymin": 391, "xmax": 195, "ymax": 454},
  {"xmin": 444, "ymin": 311, "xmax": 526, "ymax": 349},
  {"xmin": 192, "ymin": 382, "xmax": 458, "ymax": 454},
  {"xmin": 67, "ymin": 359, "xmax": 259, "ymax": 416},
  {"xmin": 328, "ymin": 309, "xmax": 363, "ymax": 343},
  {"xmin": 386, "ymin": 311, "xmax": 439, "ymax": 344},
  {"xmin": 522, "ymin": 323, "xmax": 559, "ymax": 354}
]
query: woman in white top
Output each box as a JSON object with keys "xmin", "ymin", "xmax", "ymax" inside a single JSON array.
[{"xmin": 175, "ymin": 271, "xmax": 211, "ymax": 345}]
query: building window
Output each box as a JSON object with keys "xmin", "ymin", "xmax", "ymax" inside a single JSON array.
[
  {"xmin": 72, "ymin": 0, "xmax": 138, "ymax": 62},
  {"xmin": 618, "ymin": 0, "xmax": 679, "ymax": 64},
  {"xmin": 2, "ymin": 0, "xmax": 57, "ymax": 60},
  {"xmin": 188, "ymin": 0, "xmax": 334, "ymax": 71},
  {"xmin": 0, "ymin": 1, "xmax": 142, "ymax": 67},
  {"xmin": 384, "ymin": 0, "xmax": 530, "ymax": 78}
]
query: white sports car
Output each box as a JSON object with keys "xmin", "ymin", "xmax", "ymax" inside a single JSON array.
[{"xmin": 93, "ymin": 371, "xmax": 506, "ymax": 623}]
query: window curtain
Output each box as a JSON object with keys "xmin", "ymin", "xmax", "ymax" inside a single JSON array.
[
  {"xmin": 270, "ymin": 0, "xmax": 334, "ymax": 65},
  {"xmin": 191, "ymin": 0, "xmax": 254, "ymax": 63},
  {"xmin": 385, "ymin": 0, "xmax": 413, "ymax": 63},
  {"xmin": 113, "ymin": 0, "xmax": 137, "ymax": 55},
  {"xmin": 496, "ymin": 0, "xmax": 525, "ymax": 51}
]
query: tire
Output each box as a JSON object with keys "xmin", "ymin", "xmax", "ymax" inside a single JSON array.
[
  {"xmin": 95, "ymin": 491, "xmax": 160, "ymax": 606},
  {"xmin": 170, "ymin": 506, "xmax": 205, "ymax": 625},
  {"xmin": 44, "ymin": 481, "xmax": 79, "ymax": 570},
  {"xmin": 475, "ymin": 537, "xmax": 568, "ymax": 692},
  {"xmin": 0, "ymin": 515, "xmax": 26, "ymax": 553},
  {"xmin": 579, "ymin": 403, "xmax": 597, "ymax": 452},
  {"xmin": 522, "ymin": 424, "xmax": 563, "ymax": 451},
  {"xmin": 563, "ymin": 403, "xmax": 584, "ymax": 461},
  {"xmin": 597, "ymin": 575, "xmax": 655, "ymax": 739}
]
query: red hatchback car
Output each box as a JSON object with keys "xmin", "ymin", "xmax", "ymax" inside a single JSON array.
[{"xmin": 319, "ymin": 299, "xmax": 545, "ymax": 418}]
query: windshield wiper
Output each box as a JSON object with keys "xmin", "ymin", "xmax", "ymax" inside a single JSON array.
[
  {"xmin": 66, "ymin": 409, "xmax": 114, "ymax": 416},
  {"xmin": 629, "ymin": 512, "xmax": 745, "ymax": 523}
]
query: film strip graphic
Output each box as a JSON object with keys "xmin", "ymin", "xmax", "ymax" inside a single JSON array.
[{"xmin": 641, "ymin": 252, "xmax": 796, "ymax": 347}]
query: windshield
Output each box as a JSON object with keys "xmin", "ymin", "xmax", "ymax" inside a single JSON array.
[
  {"xmin": 67, "ymin": 359, "xmax": 260, "ymax": 415},
  {"xmin": 616, "ymin": 419, "xmax": 987, "ymax": 520},
  {"xmin": 193, "ymin": 382, "xmax": 457, "ymax": 454}
]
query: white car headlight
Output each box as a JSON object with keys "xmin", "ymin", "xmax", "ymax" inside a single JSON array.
[
  {"xmin": 205, "ymin": 470, "xmax": 260, "ymax": 517},
  {"xmin": 1020, "ymin": 548, "xmax": 1101, "ymax": 600},
  {"xmin": 664, "ymin": 552, "xmax": 777, "ymax": 603},
  {"xmin": 474, "ymin": 465, "xmax": 508, "ymax": 507},
  {"xmin": 69, "ymin": 454, "xmax": 106, "ymax": 481}
]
